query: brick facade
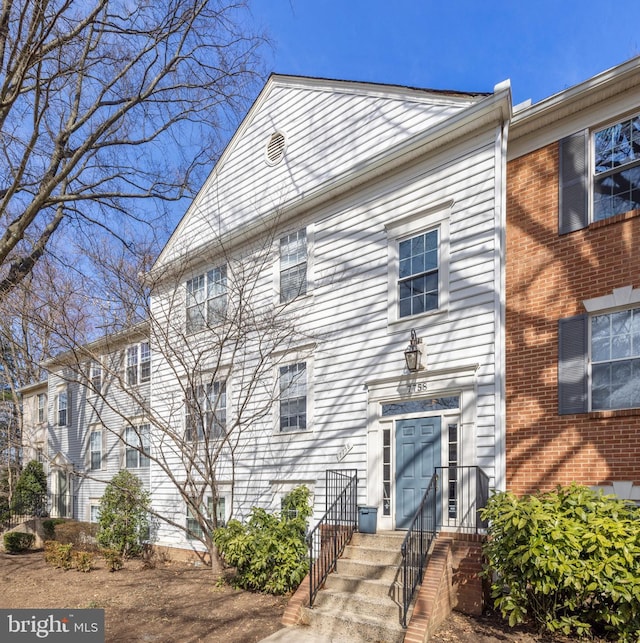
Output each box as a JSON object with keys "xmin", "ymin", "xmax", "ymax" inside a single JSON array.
[{"xmin": 506, "ymin": 142, "xmax": 640, "ymax": 494}]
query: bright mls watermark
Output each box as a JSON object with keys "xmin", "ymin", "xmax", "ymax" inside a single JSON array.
[{"xmin": 1, "ymin": 609, "xmax": 104, "ymax": 642}]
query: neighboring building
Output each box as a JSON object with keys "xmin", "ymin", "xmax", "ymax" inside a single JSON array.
[
  {"xmin": 506, "ymin": 57, "xmax": 640, "ymax": 503},
  {"xmin": 146, "ymin": 74, "xmax": 510, "ymax": 552},
  {"xmin": 18, "ymin": 381, "xmax": 48, "ymax": 464},
  {"xmin": 20, "ymin": 324, "xmax": 151, "ymax": 522}
]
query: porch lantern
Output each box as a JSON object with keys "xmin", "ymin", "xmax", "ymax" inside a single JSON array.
[{"xmin": 404, "ymin": 329, "xmax": 422, "ymax": 372}]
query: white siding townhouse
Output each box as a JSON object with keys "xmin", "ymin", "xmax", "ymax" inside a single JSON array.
[
  {"xmin": 147, "ymin": 74, "xmax": 510, "ymax": 552},
  {"xmin": 20, "ymin": 73, "xmax": 511, "ymax": 555}
]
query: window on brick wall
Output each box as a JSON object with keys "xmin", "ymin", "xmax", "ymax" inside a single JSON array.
[
  {"xmin": 559, "ymin": 296, "xmax": 640, "ymax": 412},
  {"xmin": 559, "ymin": 113, "xmax": 640, "ymax": 233}
]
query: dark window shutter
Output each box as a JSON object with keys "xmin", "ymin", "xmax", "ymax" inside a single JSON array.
[
  {"xmin": 558, "ymin": 315, "xmax": 588, "ymax": 414},
  {"xmin": 559, "ymin": 131, "xmax": 588, "ymax": 234}
]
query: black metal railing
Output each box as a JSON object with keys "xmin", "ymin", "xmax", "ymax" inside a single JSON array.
[
  {"xmin": 400, "ymin": 465, "xmax": 490, "ymax": 628},
  {"xmin": 1, "ymin": 492, "xmax": 48, "ymax": 533},
  {"xmin": 435, "ymin": 465, "xmax": 490, "ymax": 532},
  {"xmin": 1, "ymin": 493, "xmax": 77, "ymax": 533},
  {"xmin": 307, "ymin": 469, "xmax": 358, "ymax": 607},
  {"xmin": 400, "ymin": 472, "xmax": 437, "ymax": 628}
]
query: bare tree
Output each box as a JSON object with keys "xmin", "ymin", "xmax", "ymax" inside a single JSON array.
[
  {"xmin": 0, "ymin": 255, "xmax": 90, "ymax": 500},
  {"xmin": 0, "ymin": 0, "xmax": 265, "ymax": 296},
  {"xmin": 47, "ymin": 220, "xmax": 312, "ymax": 571}
]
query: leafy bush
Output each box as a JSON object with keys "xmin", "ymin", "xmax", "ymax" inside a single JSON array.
[
  {"xmin": 44, "ymin": 541, "xmax": 74, "ymax": 569},
  {"xmin": 4, "ymin": 531, "xmax": 35, "ymax": 553},
  {"xmin": 482, "ymin": 484, "xmax": 640, "ymax": 640},
  {"xmin": 72, "ymin": 550, "xmax": 94, "ymax": 573},
  {"xmin": 102, "ymin": 548, "xmax": 124, "ymax": 572},
  {"xmin": 42, "ymin": 518, "xmax": 66, "ymax": 541},
  {"xmin": 53, "ymin": 520, "xmax": 98, "ymax": 548},
  {"xmin": 97, "ymin": 470, "xmax": 150, "ymax": 558},
  {"xmin": 12, "ymin": 461, "xmax": 47, "ymax": 516},
  {"xmin": 213, "ymin": 485, "xmax": 312, "ymax": 594}
]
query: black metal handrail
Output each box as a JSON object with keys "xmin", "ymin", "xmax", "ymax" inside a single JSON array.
[
  {"xmin": 306, "ymin": 469, "xmax": 358, "ymax": 607},
  {"xmin": 400, "ymin": 465, "xmax": 490, "ymax": 627},
  {"xmin": 400, "ymin": 471, "xmax": 437, "ymax": 628}
]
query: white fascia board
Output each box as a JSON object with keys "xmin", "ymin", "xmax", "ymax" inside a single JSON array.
[
  {"xmin": 151, "ymin": 83, "xmax": 512, "ymax": 283},
  {"xmin": 509, "ymin": 56, "xmax": 640, "ymax": 159}
]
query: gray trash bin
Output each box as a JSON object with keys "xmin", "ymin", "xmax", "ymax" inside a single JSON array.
[{"xmin": 358, "ymin": 506, "xmax": 377, "ymax": 534}]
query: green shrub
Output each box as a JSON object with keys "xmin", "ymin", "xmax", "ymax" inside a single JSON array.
[
  {"xmin": 482, "ymin": 484, "xmax": 640, "ymax": 640},
  {"xmin": 101, "ymin": 548, "xmax": 123, "ymax": 572},
  {"xmin": 97, "ymin": 470, "xmax": 150, "ymax": 558},
  {"xmin": 12, "ymin": 461, "xmax": 47, "ymax": 516},
  {"xmin": 42, "ymin": 518, "xmax": 66, "ymax": 541},
  {"xmin": 43, "ymin": 541, "xmax": 73, "ymax": 569},
  {"xmin": 72, "ymin": 550, "xmax": 94, "ymax": 573},
  {"xmin": 213, "ymin": 485, "xmax": 312, "ymax": 595},
  {"xmin": 4, "ymin": 531, "xmax": 35, "ymax": 553},
  {"xmin": 53, "ymin": 520, "xmax": 98, "ymax": 548}
]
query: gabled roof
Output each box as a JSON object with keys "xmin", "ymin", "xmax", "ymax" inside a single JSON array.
[{"xmin": 150, "ymin": 74, "xmax": 495, "ymax": 279}]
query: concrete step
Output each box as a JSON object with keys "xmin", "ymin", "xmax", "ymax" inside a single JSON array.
[
  {"xmin": 324, "ymin": 574, "xmax": 402, "ymax": 602},
  {"xmin": 333, "ymin": 558, "xmax": 400, "ymax": 583},
  {"xmin": 313, "ymin": 589, "xmax": 401, "ymax": 623},
  {"xmin": 301, "ymin": 605, "xmax": 406, "ymax": 643},
  {"xmin": 342, "ymin": 543, "xmax": 402, "ymax": 566},
  {"xmin": 350, "ymin": 531, "xmax": 406, "ymax": 550}
]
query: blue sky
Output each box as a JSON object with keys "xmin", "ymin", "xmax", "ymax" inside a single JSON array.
[{"xmin": 247, "ymin": 0, "xmax": 640, "ymax": 106}]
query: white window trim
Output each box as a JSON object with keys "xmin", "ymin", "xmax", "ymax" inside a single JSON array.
[
  {"xmin": 37, "ymin": 393, "xmax": 47, "ymax": 424},
  {"xmin": 56, "ymin": 384, "xmax": 69, "ymax": 427},
  {"xmin": 272, "ymin": 351, "xmax": 314, "ymax": 436},
  {"xmin": 87, "ymin": 426, "xmax": 105, "ymax": 471},
  {"xmin": 589, "ymin": 112, "xmax": 640, "ymax": 224},
  {"xmin": 582, "ymin": 286, "xmax": 640, "ymax": 412},
  {"xmin": 123, "ymin": 421, "xmax": 151, "ymax": 469},
  {"xmin": 182, "ymin": 368, "xmax": 231, "ymax": 442},
  {"xmin": 274, "ymin": 225, "xmax": 314, "ymax": 306},
  {"xmin": 386, "ymin": 202, "xmax": 451, "ymax": 330},
  {"xmin": 185, "ymin": 264, "xmax": 228, "ymax": 334},
  {"xmin": 125, "ymin": 341, "xmax": 151, "ymax": 387}
]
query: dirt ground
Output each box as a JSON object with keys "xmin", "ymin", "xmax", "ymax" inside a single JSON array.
[
  {"xmin": 1, "ymin": 550, "xmax": 603, "ymax": 643},
  {"xmin": 0, "ymin": 550, "xmax": 287, "ymax": 642}
]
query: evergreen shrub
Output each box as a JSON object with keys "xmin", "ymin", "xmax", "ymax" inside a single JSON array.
[
  {"xmin": 482, "ymin": 484, "xmax": 640, "ymax": 641},
  {"xmin": 213, "ymin": 485, "xmax": 312, "ymax": 594}
]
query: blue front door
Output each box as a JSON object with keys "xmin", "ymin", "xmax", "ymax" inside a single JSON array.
[{"xmin": 395, "ymin": 417, "xmax": 441, "ymax": 529}]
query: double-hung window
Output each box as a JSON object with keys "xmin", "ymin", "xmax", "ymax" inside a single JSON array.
[
  {"xmin": 37, "ymin": 393, "xmax": 46, "ymax": 424},
  {"xmin": 125, "ymin": 424, "xmax": 150, "ymax": 469},
  {"xmin": 593, "ymin": 115, "xmax": 640, "ymax": 221},
  {"xmin": 279, "ymin": 362, "xmax": 307, "ymax": 431},
  {"xmin": 591, "ymin": 308, "xmax": 640, "ymax": 410},
  {"xmin": 280, "ymin": 229, "xmax": 307, "ymax": 302},
  {"xmin": 185, "ymin": 381, "xmax": 226, "ymax": 441},
  {"xmin": 57, "ymin": 388, "xmax": 68, "ymax": 427},
  {"xmin": 559, "ymin": 295, "xmax": 640, "ymax": 413},
  {"xmin": 186, "ymin": 265, "xmax": 227, "ymax": 333},
  {"xmin": 186, "ymin": 497, "xmax": 226, "ymax": 540},
  {"xmin": 560, "ymin": 114, "xmax": 640, "ymax": 232},
  {"xmin": 398, "ymin": 229, "xmax": 439, "ymax": 318},
  {"xmin": 126, "ymin": 342, "xmax": 151, "ymax": 386},
  {"xmin": 89, "ymin": 430, "xmax": 102, "ymax": 470},
  {"xmin": 90, "ymin": 360, "xmax": 102, "ymax": 393}
]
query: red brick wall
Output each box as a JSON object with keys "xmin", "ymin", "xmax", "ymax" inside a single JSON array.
[{"xmin": 506, "ymin": 142, "xmax": 640, "ymax": 494}]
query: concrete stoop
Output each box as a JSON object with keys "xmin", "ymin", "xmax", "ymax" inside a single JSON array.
[
  {"xmin": 277, "ymin": 531, "xmax": 486, "ymax": 643},
  {"xmin": 300, "ymin": 531, "xmax": 406, "ymax": 643}
]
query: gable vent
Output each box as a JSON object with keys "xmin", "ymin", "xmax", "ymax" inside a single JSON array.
[{"xmin": 266, "ymin": 131, "xmax": 286, "ymax": 165}]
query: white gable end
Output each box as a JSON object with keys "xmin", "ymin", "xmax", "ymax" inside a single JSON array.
[{"xmin": 155, "ymin": 76, "xmax": 484, "ymax": 271}]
